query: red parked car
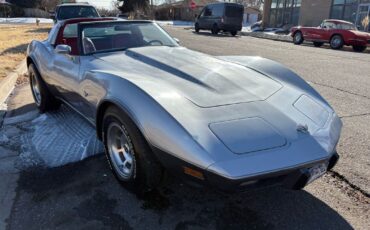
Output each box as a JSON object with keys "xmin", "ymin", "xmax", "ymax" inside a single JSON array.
[{"xmin": 291, "ymin": 19, "xmax": 370, "ymax": 52}]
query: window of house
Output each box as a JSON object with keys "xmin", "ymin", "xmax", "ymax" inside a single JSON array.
[
  {"xmin": 330, "ymin": 0, "xmax": 359, "ymax": 23},
  {"xmin": 269, "ymin": 0, "xmax": 301, "ymax": 27}
]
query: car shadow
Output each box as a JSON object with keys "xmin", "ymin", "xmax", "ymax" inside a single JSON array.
[
  {"xmin": 7, "ymin": 154, "xmax": 353, "ymax": 229},
  {"xmin": 192, "ymin": 30, "xmax": 242, "ymax": 38},
  {"xmin": 26, "ymin": 27, "xmax": 51, "ymax": 34},
  {"xmin": 0, "ymin": 43, "xmax": 29, "ymax": 55},
  {"xmin": 300, "ymin": 42, "xmax": 370, "ymax": 54}
]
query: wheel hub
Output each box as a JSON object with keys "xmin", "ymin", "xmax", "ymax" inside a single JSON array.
[
  {"xmin": 107, "ymin": 122, "xmax": 135, "ymax": 179},
  {"xmin": 30, "ymin": 73, "xmax": 41, "ymax": 106}
]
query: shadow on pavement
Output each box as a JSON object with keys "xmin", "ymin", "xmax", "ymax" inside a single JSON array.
[
  {"xmin": 300, "ymin": 42, "xmax": 370, "ymax": 54},
  {"xmin": 26, "ymin": 28, "xmax": 51, "ymax": 34},
  {"xmin": 7, "ymin": 155, "xmax": 353, "ymax": 230},
  {"xmin": 192, "ymin": 31, "xmax": 242, "ymax": 38},
  {"xmin": 0, "ymin": 43, "xmax": 29, "ymax": 55}
]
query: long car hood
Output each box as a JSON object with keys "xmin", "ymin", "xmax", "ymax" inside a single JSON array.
[{"xmin": 96, "ymin": 47, "xmax": 282, "ymax": 108}]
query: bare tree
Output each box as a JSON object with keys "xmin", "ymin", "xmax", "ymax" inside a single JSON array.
[{"xmin": 39, "ymin": 0, "xmax": 59, "ymax": 12}]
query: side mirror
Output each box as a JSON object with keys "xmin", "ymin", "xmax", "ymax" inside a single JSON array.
[
  {"xmin": 55, "ymin": 45, "xmax": 71, "ymax": 55},
  {"xmin": 173, "ymin": 38, "xmax": 180, "ymax": 44}
]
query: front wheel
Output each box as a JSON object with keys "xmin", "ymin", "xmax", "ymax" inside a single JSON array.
[
  {"xmin": 293, "ymin": 31, "xmax": 304, "ymax": 45},
  {"xmin": 330, "ymin": 35, "xmax": 344, "ymax": 50},
  {"xmin": 230, "ymin": 31, "xmax": 237, "ymax": 36},
  {"xmin": 195, "ymin": 23, "xmax": 200, "ymax": 33},
  {"xmin": 211, "ymin": 24, "xmax": 219, "ymax": 35},
  {"xmin": 29, "ymin": 64, "xmax": 60, "ymax": 113},
  {"xmin": 352, "ymin": 45, "xmax": 366, "ymax": 52},
  {"xmin": 103, "ymin": 106, "xmax": 163, "ymax": 193},
  {"xmin": 313, "ymin": 42, "xmax": 323, "ymax": 47}
]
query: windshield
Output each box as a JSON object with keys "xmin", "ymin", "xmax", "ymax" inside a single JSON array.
[
  {"xmin": 80, "ymin": 22, "xmax": 179, "ymax": 55},
  {"xmin": 57, "ymin": 6, "xmax": 99, "ymax": 20}
]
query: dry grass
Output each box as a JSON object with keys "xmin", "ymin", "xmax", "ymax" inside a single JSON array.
[{"xmin": 0, "ymin": 24, "xmax": 51, "ymax": 80}]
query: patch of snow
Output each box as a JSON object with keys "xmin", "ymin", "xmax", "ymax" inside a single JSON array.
[
  {"xmin": 154, "ymin": 20, "xmax": 194, "ymax": 27},
  {"xmin": 17, "ymin": 105, "xmax": 104, "ymax": 169}
]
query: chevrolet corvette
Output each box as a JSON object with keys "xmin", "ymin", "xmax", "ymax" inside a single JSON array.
[{"xmin": 27, "ymin": 18, "xmax": 342, "ymax": 192}]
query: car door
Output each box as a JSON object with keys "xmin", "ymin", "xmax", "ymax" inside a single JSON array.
[
  {"xmin": 197, "ymin": 8, "xmax": 207, "ymax": 28},
  {"xmin": 50, "ymin": 23, "xmax": 85, "ymax": 111},
  {"xmin": 312, "ymin": 21, "xmax": 334, "ymax": 42}
]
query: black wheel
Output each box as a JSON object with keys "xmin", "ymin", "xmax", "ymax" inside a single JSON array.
[
  {"xmin": 230, "ymin": 31, "xmax": 237, "ymax": 36},
  {"xmin": 313, "ymin": 42, "xmax": 323, "ymax": 47},
  {"xmin": 103, "ymin": 106, "xmax": 163, "ymax": 193},
  {"xmin": 28, "ymin": 63, "xmax": 60, "ymax": 113},
  {"xmin": 330, "ymin": 35, "xmax": 344, "ymax": 50},
  {"xmin": 293, "ymin": 31, "xmax": 304, "ymax": 45},
  {"xmin": 195, "ymin": 23, "xmax": 200, "ymax": 33},
  {"xmin": 211, "ymin": 24, "xmax": 219, "ymax": 35},
  {"xmin": 352, "ymin": 45, "xmax": 366, "ymax": 52}
]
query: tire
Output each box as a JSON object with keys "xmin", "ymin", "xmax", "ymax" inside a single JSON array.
[
  {"xmin": 102, "ymin": 106, "xmax": 163, "ymax": 193},
  {"xmin": 211, "ymin": 24, "xmax": 219, "ymax": 35},
  {"xmin": 230, "ymin": 31, "xmax": 237, "ymax": 36},
  {"xmin": 28, "ymin": 63, "xmax": 60, "ymax": 113},
  {"xmin": 330, "ymin": 35, "xmax": 344, "ymax": 50},
  {"xmin": 313, "ymin": 42, "xmax": 323, "ymax": 47},
  {"xmin": 195, "ymin": 23, "xmax": 200, "ymax": 33},
  {"xmin": 352, "ymin": 45, "xmax": 366, "ymax": 52},
  {"xmin": 293, "ymin": 31, "xmax": 304, "ymax": 45}
]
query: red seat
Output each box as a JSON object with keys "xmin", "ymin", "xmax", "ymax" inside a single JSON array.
[{"xmin": 62, "ymin": 38, "xmax": 78, "ymax": 55}]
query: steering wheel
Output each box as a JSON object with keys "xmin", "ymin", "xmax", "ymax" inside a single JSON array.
[{"xmin": 148, "ymin": 40, "xmax": 163, "ymax": 46}]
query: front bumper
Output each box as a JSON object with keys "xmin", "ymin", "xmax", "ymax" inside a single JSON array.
[{"xmin": 153, "ymin": 145, "xmax": 339, "ymax": 192}]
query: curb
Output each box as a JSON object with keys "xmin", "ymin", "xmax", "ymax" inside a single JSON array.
[
  {"xmin": 240, "ymin": 31, "xmax": 292, "ymax": 43},
  {"xmin": 0, "ymin": 59, "xmax": 27, "ymax": 105},
  {"xmin": 0, "ymin": 59, "xmax": 27, "ymax": 127}
]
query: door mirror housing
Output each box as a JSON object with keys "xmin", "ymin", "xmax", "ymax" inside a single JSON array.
[{"xmin": 55, "ymin": 45, "xmax": 71, "ymax": 55}]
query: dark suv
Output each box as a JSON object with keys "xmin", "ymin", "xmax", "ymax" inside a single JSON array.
[
  {"xmin": 195, "ymin": 3, "xmax": 244, "ymax": 36},
  {"xmin": 51, "ymin": 3, "xmax": 100, "ymax": 23}
]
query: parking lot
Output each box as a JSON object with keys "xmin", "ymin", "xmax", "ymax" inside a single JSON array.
[{"xmin": 0, "ymin": 26, "xmax": 369, "ymax": 229}]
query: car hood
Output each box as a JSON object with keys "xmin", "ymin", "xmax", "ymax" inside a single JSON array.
[{"xmin": 95, "ymin": 46, "xmax": 282, "ymax": 108}]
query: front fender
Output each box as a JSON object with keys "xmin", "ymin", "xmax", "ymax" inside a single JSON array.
[{"xmin": 88, "ymin": 71, "xmax": 216, "ymax": 169}]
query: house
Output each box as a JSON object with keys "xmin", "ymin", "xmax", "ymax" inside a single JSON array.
[
  {"xmin": 155, "ymin": 0, "xmax": 219, "ymax": 21},
  {"xmin": 262, "ymin": 0, "xmax": 370, "ymax": 32}
]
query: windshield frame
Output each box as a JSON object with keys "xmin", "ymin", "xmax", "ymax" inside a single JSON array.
[{"xmin": 77, "ymin": 20, "xmax": 179, "ymax": 56}]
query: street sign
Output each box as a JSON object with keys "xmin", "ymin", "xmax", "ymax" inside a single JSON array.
[{"xmin": 190, "ymin": 0, "xmax": 196, "ymax": 10}]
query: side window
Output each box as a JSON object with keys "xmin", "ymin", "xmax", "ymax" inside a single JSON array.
[
  {"xmin": 323, "ymin": 22, "xmax": 336, "ymax": 29},
  {"xmin": 213, "ymin": 4, "xmax": 223, "ymax": 17},
  {"xmin": 204, "ymin": 6, "xmax": 212, "ymax": 17},
  {"xmin": 63, "ymin": 23, "xmax": 78, "ymax": 38}
]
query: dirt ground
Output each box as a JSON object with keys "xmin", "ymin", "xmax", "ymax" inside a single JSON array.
[{"xmin": 0, "ymin": 24, "xmax": 51, "ymax": 79}]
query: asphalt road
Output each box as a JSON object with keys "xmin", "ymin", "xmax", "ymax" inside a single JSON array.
[{"xmin": 0, "ymin": 27, "xmax": 369, "ymax": 230}]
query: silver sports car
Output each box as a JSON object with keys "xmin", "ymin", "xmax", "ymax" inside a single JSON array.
[{"xmin": 27, "ymin": 18, "xmax": 342, "ymax": 192}]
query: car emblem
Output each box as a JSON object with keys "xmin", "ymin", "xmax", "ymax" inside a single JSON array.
[{"xmin": 297, "ymin": 124, "xmax": 309, "ymax": 134}]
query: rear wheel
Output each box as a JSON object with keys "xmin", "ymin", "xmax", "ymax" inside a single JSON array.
[
  {"xmin": 352, "ymin": 45, "xmax": 366, "ymax": 52},
  {"xmin": 29, "ymin": 63, "xmax": 60, "ymax": 113},
  {"xmin": 195, "ymin": 23, "xmax": 200, "ymax": 33},
  {"xmin": 313, "ymin": 42, "xmax": 323, "ymax": 47},
  {"xmin": 330, "ymin": 35, "xmax": 344, "ymax": 50},
  {"xmin": 211, "ymin": 24, "xmax": 219, "ymax": 35},
  {"xmin": 230, "ymin": 31, "xmax": 237, "ymax": 36},
  {"xmin": 293, "ymin": 31, "xmax": 304, "ymax": 45},
  {"xmin": 103, "ymin": 106, "xmax": 163, "ymax": 193}
]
